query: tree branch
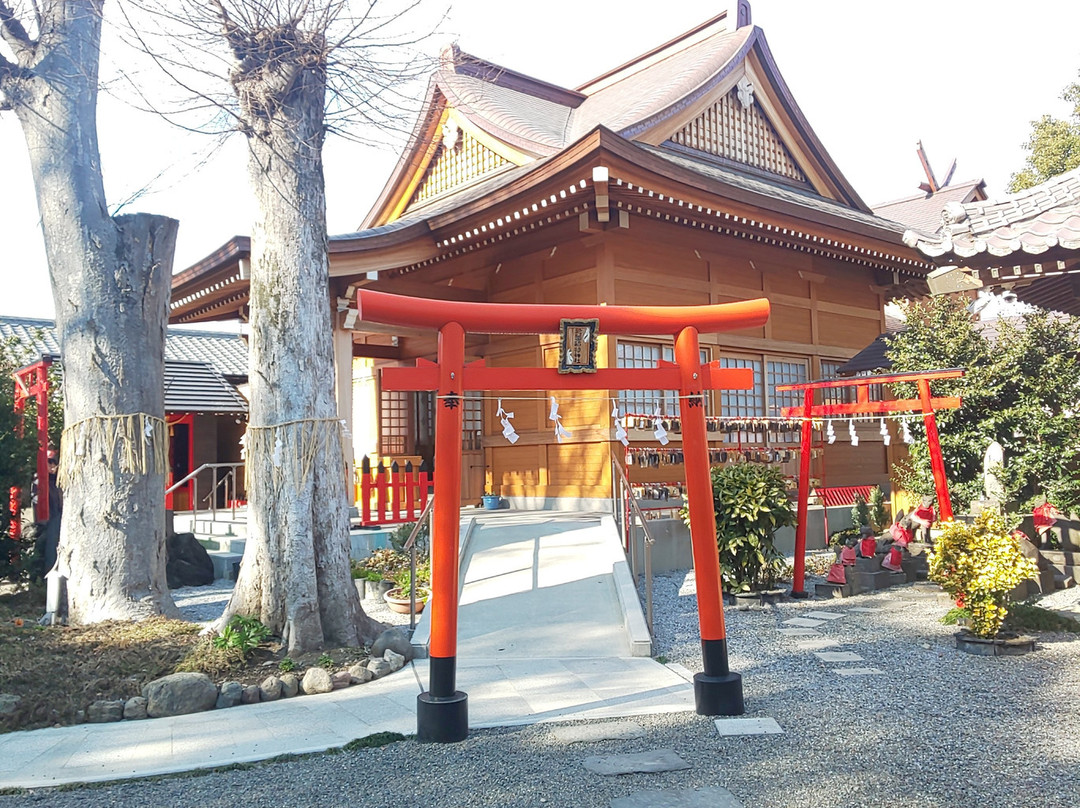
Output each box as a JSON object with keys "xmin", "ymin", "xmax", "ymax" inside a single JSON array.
[
  {"xmin": 209, "ymin": 0, "xmax": 251, "ymax": 64},
  {"xmin": 0, "ymin": 0, "xmax": 35, "ymax": 63}
]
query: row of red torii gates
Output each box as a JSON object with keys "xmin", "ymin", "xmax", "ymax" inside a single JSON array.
[{"xmin": 358, "ymin": 289, "xmax": 964, "ymax": 743}]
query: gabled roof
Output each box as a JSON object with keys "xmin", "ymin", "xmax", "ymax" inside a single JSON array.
[
  {"xmin": 363, "ymin": 8, "xmax": 869, "ymax": 228},
  {"xmin": 873, "ymin": 179, "xmax": 987, "ymax": 237}
]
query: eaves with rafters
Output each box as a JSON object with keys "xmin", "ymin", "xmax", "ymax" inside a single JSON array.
[{"xmin": 169, "ymin": 4, "xmax": 932, "ymax": 325}]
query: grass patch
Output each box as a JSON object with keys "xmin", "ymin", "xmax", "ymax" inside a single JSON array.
[
  {"xmin": 1005, "ymin": 603, "xmax": 1080, "ymax": 634},
  {"xmin": 342, "ymin": 731, "xmax": 407, "ymax": 751}
]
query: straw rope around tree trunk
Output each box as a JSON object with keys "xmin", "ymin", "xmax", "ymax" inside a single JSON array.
[
  {"xmin": 245, "ymin": 418, "xmax": 350, "ymax": 495},
  {"xmin": 57, "ymin": 413, "xmax": 169, "ymax": 490}
]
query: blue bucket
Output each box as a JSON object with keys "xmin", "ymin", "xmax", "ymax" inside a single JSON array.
[{"xmin": 482, "ymin": 494, "xmax": 500, "ymax": 510}]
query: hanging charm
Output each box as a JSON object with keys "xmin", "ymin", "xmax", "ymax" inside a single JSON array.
[
  {"xmin": 652, "ymin": 406, "xmax": 670, "ymax": 446},
  {"xmin": 611, "ymin": 400, "xmax": 629, "ymax": 447},
  {"xmin": 826, "ymin": 419, "xmax": 836, "ymax": 445},
  {"xmin": 880, "ymin": 417, "xmax": 890, "ymax": 446},
  {"xmin": 496, "ymin": 399, "xmax": 519, "ymax": 445},
  {"xmin": 549, "ymin": 396, "xmax": 572, "ymax": 444},
  {"xmin": 848, "ymin": 419, "xmax": 858, "ymax": 447}
]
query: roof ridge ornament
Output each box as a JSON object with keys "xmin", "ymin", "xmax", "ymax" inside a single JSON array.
[
  {"xmin": 736, "ymin": 76, "xmax": 755, "ymax": 109},
  {"xmin": 731, "ymin": 0, "xmax": 752, "ymax": 28}
]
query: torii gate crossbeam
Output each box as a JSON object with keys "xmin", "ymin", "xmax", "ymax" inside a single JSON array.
[{"xmin": 358, "ymin": 290, "xmax": 771, "ymax": 743}]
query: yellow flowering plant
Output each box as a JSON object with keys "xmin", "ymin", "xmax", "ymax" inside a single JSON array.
[{"xmin": 928, "ymin": 511, "xmax": 1038, "ymax": 638}]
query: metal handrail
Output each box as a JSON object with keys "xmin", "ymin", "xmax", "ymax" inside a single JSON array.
[
  {"xmin": 166, "ymin": 462, "xmax": 245, "ymax": 523},
  {"xmin": 403, "ymin": 497, "xmax": 435, "ymax": 632},
  {"xmin": 611, "ymin": 454, "xmax": 656, "ymax": 635}
]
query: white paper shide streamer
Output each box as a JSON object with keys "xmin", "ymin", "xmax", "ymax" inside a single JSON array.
[
  {"xmin": 611, "ymin": 399, "xmax": 629, "ymax": 447},
  {"xmin": 902, "ymin": 418, "xmax": 914, "ymax": 444},
  {"xmin": 848, "ymin": 419, "xmax": 858, "ymax": 447},
  {"xmin": 549, "ymin": 396, "xmax": 572, "ymax": 444},
  {"xmin": 652, "ymin": 406, "xmax": 670, "ymax": 446},
  {"xmin": 496, "ymin": 399, "xmax": 519, "ymax": 444},
  {"xmin": 825, "ymin": 419, "xmax": 836, "ymax": 444},
  {"xmin": 880, "ymin": 417, "xmax": 890, "ymax": 446}
]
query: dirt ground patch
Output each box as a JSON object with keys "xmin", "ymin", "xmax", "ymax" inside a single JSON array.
[{"xmin": 0, "ymin": 583, "xmax": 371, "ymax": 734}]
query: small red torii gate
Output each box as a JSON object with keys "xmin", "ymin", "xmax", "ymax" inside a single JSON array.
[
  {"xmin": 9, "ymin": 359, "xmax": 53, "ymax": 537},
  {"xmin": 778, "ymin": 368, "xmax": 964, "ymax": 596},
  {"xmin": 358, "ymin": 289, "xmax": 771, "ymax": 743}
]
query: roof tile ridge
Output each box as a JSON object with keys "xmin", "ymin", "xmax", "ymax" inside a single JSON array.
[
  {"xmin": 442, "ymin": 44, "xmax": 584, "ymax": 108},
  {"xmin": 575, "ymin": 12, "xmax": 736, "ymax": 95}
]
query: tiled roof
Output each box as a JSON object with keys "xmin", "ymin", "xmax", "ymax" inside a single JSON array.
[
  {"xmin": 872, "ymin": 179, "xmax": 986, "ymax": 236},
  {"xmin": 163, "ymin": 360, "xmax": 248, "ymax": 414},
  {"xmin": 905, "ymin": 165, "xmax": 1080, "ymax": 260},
  {"xmin": 435, "ymin": 24, "xmax": 753, "ymax": 154},
  {"xmin": 639, "ymin": 144, "xmax": 906, "ymax": 237},
  {"xmin": 0, "ymin": 316, "xmax": 248, "ymax": 378}
]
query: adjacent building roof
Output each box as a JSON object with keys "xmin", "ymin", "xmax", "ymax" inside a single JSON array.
[
  {"xmin": 905, "ymin": 165, "xmax": 1080, "ymax": 260},
  {"xmin": 163, "ymin": 360, "xmax": 248, "ymax": 414},
  {"xmin": 900, "ymin": 166, "xmax": 1080, "ymax": 316},
  {"xmin": 0, "ymin": 316, "xmax": 249, "ymax": 414},
  {"xmin": 872, "ymin": 179, "xmax": 987, "ymax": 237}
]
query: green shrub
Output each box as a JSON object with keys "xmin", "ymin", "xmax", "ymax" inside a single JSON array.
[
  {"xmin": 867, "ymin": 486, "xmax": 888, "ymax": 531},
  {"xmin": 929, "ymin": 511, "xmax": 1038, "ymax": 638},
  {"xmin": 361, "ymin": 548, "xmax": 410, "ymax": 580},
  {"xmin": 693, "ymin": 463, "xmax": 796, "ymax": 593},
  {"xmin": 278, "ymin": 657, "xmax": 296, "ymax": 673},
  {"xmin": 212, "ymin": 614, "xmax": 270, "ymax": 658},
  {"xmin": 850, "ymin": 494, "xmax": 870, "ymax": 529}
]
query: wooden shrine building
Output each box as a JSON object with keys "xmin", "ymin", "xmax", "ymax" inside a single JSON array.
[{"xmin": 169, "ymin": 2, "xmax": 934, "ymax": 508}]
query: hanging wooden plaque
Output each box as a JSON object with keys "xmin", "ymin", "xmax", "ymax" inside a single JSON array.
[{"xmin": 558, "ymin": 318, "xmax": 598, "ymax": 374}]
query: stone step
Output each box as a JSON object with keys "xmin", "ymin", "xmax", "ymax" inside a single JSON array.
[
  {"xmin": 208, "ymin": 551, "xmax": 243, "ymax": 582},
  {"xmin": 197, "ymin": 536, "xmax": 246, "ymax": 555}
]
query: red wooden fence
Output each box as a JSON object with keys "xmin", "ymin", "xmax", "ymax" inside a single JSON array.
[{"xmin": 357, "ymin": 457, "xmax": 433, "ymax": 527}]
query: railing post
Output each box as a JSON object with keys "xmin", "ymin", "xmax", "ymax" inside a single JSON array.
[
  {"xmin": 375, "ymin": 460, "xmax": 386, "ymax": 523},
  {"xmin": 391, "ymin": 460, "xmax": 401, "ymax": 522},
  {"xmin": 361, "ymin": 456, "xmax": 372, "ymax": 525}
]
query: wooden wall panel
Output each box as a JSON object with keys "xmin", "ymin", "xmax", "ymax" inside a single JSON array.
[
  {"xmin": 543, "ymin": 278, "xmax": 596, "ymax": 306},
  {"xmin": 614, "ymin": 280, "xmax": 711, "ymax": 307},
  {"xmin": 543, "ymin": 242, "xmax": 599, "ymax": 280},
  {"xmin": 817, "ymin": 311, "xmax": 881, "ymax": 350},
  {"xmin": 492, "ymin": 444, "xmax": 544, "ymax": 493},
  {"xmin": 545, "ymin": 442, "xmax": 610, "ymax": 496},
  {"xmin": 822, "ymin": 442, "xmax": 890, "ymax": 489},
  {"xmin": 770, "ymin": 303, "xmax": 813, "ymax": 344}
]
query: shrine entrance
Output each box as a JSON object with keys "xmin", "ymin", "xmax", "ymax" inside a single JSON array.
[{"xmin": 358, "ymin": 289, "xmax": 771, "ymax": 742}]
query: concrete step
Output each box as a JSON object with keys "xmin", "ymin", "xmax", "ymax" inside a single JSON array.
[
  {"xmin": 197, "ymin": 536, "xmax": 246, "ymax": 556},
  {"xmin": 208, "ymin": 551, "xmax": 243, "ymax": 582}
]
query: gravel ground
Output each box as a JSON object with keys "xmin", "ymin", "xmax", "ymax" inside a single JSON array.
[{"xmin": 4, "ymin": 574, "xmax": 1079, "ymax": 808}]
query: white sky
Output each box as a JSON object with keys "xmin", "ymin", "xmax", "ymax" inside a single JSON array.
[{"xmin": 2, "ymin": 0, "xmax": 1078, "ymax": 320}]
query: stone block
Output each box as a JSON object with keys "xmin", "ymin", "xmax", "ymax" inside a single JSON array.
[
  {"xmin": 123, "ymin": 697, "xmax": 148, "ymax": 720},
  {"xmin": 142, "ymin": 672, "xmax": 218, "ymax": 718},
  {"xmin": 87, "ymin": 700, "xmax": 124, "ymax": 723},
  {"xmin": 216, "ymin": 681, "xmax": 243, "ymax": 708},
  {"xmin": 583, "ymin": 749, "xmax": 691, "ymax": 775}
]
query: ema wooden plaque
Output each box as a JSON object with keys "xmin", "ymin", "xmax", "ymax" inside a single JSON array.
[{"xmin": 558, "ymin": 318, "xmax": 598, "ymax": 374}]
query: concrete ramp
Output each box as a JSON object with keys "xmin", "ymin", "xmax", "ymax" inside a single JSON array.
[{"xmin": 414, "ymin": 511, "xmax": 651, "ymax": 658}]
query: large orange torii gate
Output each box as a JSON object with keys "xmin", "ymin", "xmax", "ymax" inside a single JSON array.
[
  {"xmin": 779, "ymin": 368, "xmax": 964, "ymax": 597},
  {"xmin": 357, "ymin": 289, "xmax": 771, "ymax": 742}
]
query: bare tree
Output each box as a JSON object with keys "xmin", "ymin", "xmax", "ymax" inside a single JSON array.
[
  {"xmin": 0, "ymin": 1, "xmax": 178, "ymax": 622},
  {"xmin": 121, "ymin": 0, "xmax": 434, "ymax": 651}
]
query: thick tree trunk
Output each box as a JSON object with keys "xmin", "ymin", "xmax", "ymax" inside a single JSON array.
[
  {"xmin": 3, "ymin": 1, "xmax": 178, "ymax": 622},
  {"xmin": 220, "ymin": 36, "xmax": 382, "ymax": 652}
]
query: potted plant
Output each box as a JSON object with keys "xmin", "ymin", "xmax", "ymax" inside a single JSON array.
[
  {"xmin": 691, "ymin": 463, "xmax": 796, "ymax": 601},
  {"xmin": 929, "ymin": 510, "xmax": 1039, "ymax": 653},
  {"xmin": 384, "ymin": 563, "xmax": 431, "ymax": 614},
  {"xmin": 360, "ymin": 548, "xmax": 410, "ymax": 598}
]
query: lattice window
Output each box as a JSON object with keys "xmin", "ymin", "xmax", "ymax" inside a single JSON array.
[
  {"xmin": 617, "ymin": 342, "xmax": 665, "ymax": 417},
  {"xmin": 719, "ymin": 356, "xmax": 764, "ymax": 442},
  {"xmin": 409, "ymin": 128, "xmax": 510, "ymax": 207},
  {"xmin": 670, "ymin": 90, "xmax": 807, "ymax": 182},
  {"xmin": 462, "ymin": 391, "xmax": 482, "ymax": 451},
  {"xmin": 820, "ymin": 359, "xmax": 854, "ymax": 406},
  {"xmin": 767, "ymin": 360, "xmax": 808, "ymax": 443},
  {"xmin": 379, "ymin": 389, "xmax": 409, "ymax": 456}
]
